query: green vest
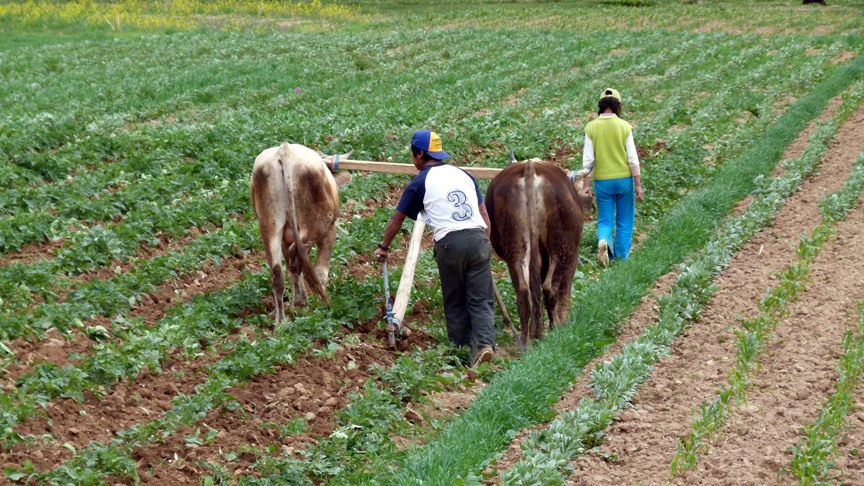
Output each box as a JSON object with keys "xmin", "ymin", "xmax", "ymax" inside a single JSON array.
[{"xmin": 585, "ymin": 116, "xmax": 633, "ymax": 180}]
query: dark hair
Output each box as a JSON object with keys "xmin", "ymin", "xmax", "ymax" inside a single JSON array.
[
  {"xmin": 411, "ymin": 146, "xmax": 434, "ymax": 161},
  {"xmin": 598, "ymin": 97, "xmax": 622, "ymax": 116}
]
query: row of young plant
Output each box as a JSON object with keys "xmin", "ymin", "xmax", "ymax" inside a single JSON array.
[
  {"xmin": 4, "ymin": 27, "xmax": 808, "ymax": 342},
  {"xmin": 0, "ymin": 216, "xmax": 255, "ymax": 340},
  {"xmin": 216, "ymin": 249, "xmax": 514, "ymax": 485},
  {"xmin": 3, "ymin": 28, "xmax": 840, "ymax": 207},
  {"xmin": 0, "ymin": 134, "xmax": 249, "ymax": 257},
  {"xmin": 3, "ymin": 28, "xmax": 838, "ymax": 260},
  {"xmin": 788, "ymin": 302, "xmax": 864, "ymax": 485},
  {"xmin": 497, "ymin": 76, "xmax": 864, "ymax": 486},
  {"xmin": 671, "ymin": 143, "xmax": 864, "ymax": 478},
  {"xmin": 383, "ymin": 54, "xmax": 864, "ymax": 484},
  {"xmin": 0, "ymin": 175, "xmax": 395, "ymax": 451},
  {"xmin": 0, "ymin": 192, "xmax": 247, "ymax": 316},
  {"xmin": 7, "ymin": 218, "xmax": 462, "ymax": 484}
]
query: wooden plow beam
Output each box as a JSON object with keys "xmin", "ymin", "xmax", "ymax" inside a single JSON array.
[
  {"xmin": 391, "ymin": 219, "xmax": 426, "ymax": 329},
  {"xmin": 336, "ymin": 159, "xmax": 502, "ymax": 179}
]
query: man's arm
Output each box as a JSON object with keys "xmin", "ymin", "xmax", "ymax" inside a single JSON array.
[{"xmin": 374, "ymin": 210, "xmax": 408, "ymax": 261}]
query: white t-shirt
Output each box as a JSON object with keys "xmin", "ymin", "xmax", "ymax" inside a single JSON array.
[{"xmin": 396, "ymin": 163, "xmax": 487, "ymax": 241}]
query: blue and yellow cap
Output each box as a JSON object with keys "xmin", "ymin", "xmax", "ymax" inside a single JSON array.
[{"xmin": 411, "ymin": 130, "xmax": 450, "ymax": 160}]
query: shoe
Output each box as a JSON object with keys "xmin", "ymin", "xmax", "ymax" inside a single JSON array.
[
  {"xmin": 472, "ymin": 346, "xmax": 493, "ymax": 369},
  {"xmin": 597, "ymin": 240, "xmax": 610, "ymax": 268}
]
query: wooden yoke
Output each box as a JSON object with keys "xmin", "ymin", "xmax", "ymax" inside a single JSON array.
[{"xmin": 334, "ymin": 159, "xmax": 501, "ymax": 180}]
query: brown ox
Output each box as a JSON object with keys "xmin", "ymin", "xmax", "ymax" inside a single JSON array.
[
  {"xmin": 251, "ymin": 143, "xmax": 351, "ymax": 323},
  {"xmin": 485, "ymin": 159, "xmax": 585, "ymax": 346}
]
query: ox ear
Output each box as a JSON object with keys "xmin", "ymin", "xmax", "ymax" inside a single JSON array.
[{"xmin": 333, "ymin": 171, "xmax": 352, "ymax": 187}]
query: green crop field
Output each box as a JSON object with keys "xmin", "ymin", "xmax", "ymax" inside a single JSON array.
[{"xmin": 1, "ymin": 1, "xmax": 863, "ymax": 484}]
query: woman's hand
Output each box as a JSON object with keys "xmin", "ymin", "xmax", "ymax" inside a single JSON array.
[{"xmin": 635, "ymin": 184, "xmax": 644, "ymax": 202}]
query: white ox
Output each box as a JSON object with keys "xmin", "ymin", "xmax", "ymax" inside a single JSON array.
[{"xmin": 250, "ymin": 143, "xmax": 351, "ymax": 323}]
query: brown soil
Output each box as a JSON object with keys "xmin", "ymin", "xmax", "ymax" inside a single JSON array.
[
  {"xmin": 559, "ymin": 102, "xmax": 864, "ymax": 484},
  {"xmin": 0, "ymin": 246, "xmax": 258, "ymax": 386},
  {"xmin": 834, "ymin": 382, "xmax": 864, "ymax": 485},
  {"xmin": 135, "ymin": 340, "xmax": 399, "ymax": 484},
  {"xmin": 131, "ymin": 311, "xmax": 441, "ymax": 483},
  {"xmin": 0, "ymin": 180, "xmax": 448, "ymax": 481},
  {"xmin": 5, "ymin": 97, "xmax": 863, "ymax": 486}
]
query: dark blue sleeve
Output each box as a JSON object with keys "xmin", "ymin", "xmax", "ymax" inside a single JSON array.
[{"xmin": 396, "ymin": 172, "xmax": 427, "ymax": 220}]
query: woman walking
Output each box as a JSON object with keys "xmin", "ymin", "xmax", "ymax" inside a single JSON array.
[{"xmin": 574, "ymin": 88, "xmax": 643, "ymax": 266}]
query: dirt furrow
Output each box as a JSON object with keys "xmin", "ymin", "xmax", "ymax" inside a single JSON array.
[
  {"xmin": 1, "ymin": 249, "xmax": 257, "ymax": 386},
  {"xmin": 135, "ymin": 342, "xmax": 396, "ymax": 484},
  {"xmin": 0, "ymin": 222, "xmax": 239, "ymax": 372},
  {"xmin": 133, "ymin": 320, "xmax": 439, "ymax": 484},
  {"xmin": 484, "ymin": 270, "xmax": 678, "ymax": 480},
  {"xmin": 565, "ymin": 101, "xmax": 864, "ymax": 485},
  {"xmin": 674, "ymin": 202, "xmax": 864, "ymax": 485},
  {"xmin": 0, "ymin": 254, "xmax": 263, "ymax": 472}
]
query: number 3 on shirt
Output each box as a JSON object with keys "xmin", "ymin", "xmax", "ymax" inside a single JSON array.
[{"xmin": 447, "ymin": 190, "xmax": 473, "ymax": 221}]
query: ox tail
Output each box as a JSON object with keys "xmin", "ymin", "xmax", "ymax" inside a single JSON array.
[
  {"xmin": 524, "ymin": 159, "xmax": 543, "ymax": 337},
  {"xmin": 279, "ymin": 143, "xmax": 329, "ymax": 305}
]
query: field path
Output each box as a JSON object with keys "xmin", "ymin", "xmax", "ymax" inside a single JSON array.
[
  {"xmin": 565, "ymin": 100, "xmax": 864, "ymax": 485},
  {"xmin": 675, "ymin": 183, "xmax": 864, "ymax": 485}
]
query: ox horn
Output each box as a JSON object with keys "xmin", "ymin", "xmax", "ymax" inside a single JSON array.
[
  {"xmin": 509, "ymin": 149, "xmax": 516, "ymax": 164},
  {"xmin": 322, "ymin": 150, "xmax": 353, "ymax": 162},
  {"xmin": 322, "ymin": 150, "xmax": 354, "ymax": 186}
]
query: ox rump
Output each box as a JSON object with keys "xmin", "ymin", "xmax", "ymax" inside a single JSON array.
[
  {"xmin": 251, "ymin": 143, "xmax": 352, "ymax": 323},
  {"xmin": 485, "ymin": 159, "xmax": 585, "ymax": 347}
]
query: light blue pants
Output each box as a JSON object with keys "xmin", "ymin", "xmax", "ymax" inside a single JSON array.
[{"xmin": 594, "ymin": 177, "xmax": 635, "ymax": 260}]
